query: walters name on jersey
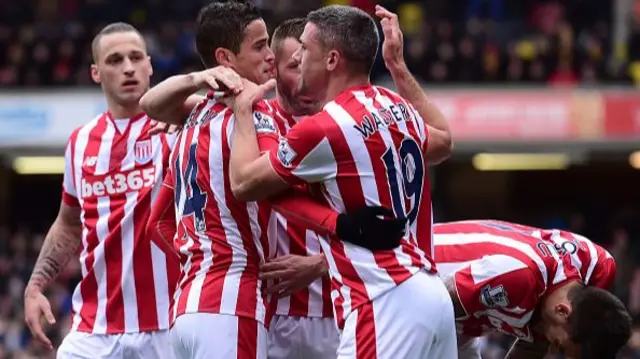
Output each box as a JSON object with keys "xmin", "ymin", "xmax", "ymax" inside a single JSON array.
[
  {"xmin": 434, "ymin": 220, "xmax": 616, "ymax": 341},
  {"xmin": 268, "ymin": 85, "xmax": 436, "ymax": 329},
  {"xmin": 62, "ymin": 112, "xmax": 176, "ymax": 334}
]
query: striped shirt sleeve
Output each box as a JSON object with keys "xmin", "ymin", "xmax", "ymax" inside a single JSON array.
[{"xmin": 269, "ymin": 115, "xmax": 335, "ymax": 186}]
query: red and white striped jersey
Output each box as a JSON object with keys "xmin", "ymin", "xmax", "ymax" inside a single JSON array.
[
  {"xmin": 169, "ymin": 93, "xmax": 280, "ymax": 326},
  {"xmin": 487, "ymin": 220, "xmax": 616, "ymax": 290},
  {"xmin": 268, "ymin": 85, "xmax": 435, "ymax": 329},
  {"xmin": 433, "ymin": 220, "xmax": 615, "ymax": 341},
  {"xmin": 61, "ymin": 111, "xmax": 176, "ymax": 334},
  {"xmin": 268, "ymin": 99, "xmax": 333, "ymax": 318}
]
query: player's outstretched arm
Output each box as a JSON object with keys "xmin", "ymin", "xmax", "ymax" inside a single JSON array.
[
  {"xmin": 504, "ymin": 339, "xmax": 550, "ymax": 359},
  {"xmin": 24, "ymin": 201, "xmax": 82, "ymax": 350},
  {"xmin": 140, "ymin": 74, "xmax": 205, "ymax": 124},
  {"xmin": 140, "ymin": 67, "xmax": 243, "ymax": 125},
  {"xmin": 375, "ymin": 5, "xmax": 453, "ymax": 165}
]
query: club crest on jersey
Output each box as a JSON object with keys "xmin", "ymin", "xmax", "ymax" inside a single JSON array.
[
  {"xmin": 253, "ymin": 112, "xmax": 276, "ymax": 134},
  {"xmin": 277, "ymin": 139, "xmax": 297, "ymax": 168},
  {"xmin": 134, "ymin": 139, "xmax": 153, "ymax": 165},
  {"xmin": 480, "ymin": 284, "xmax": 509, "ymax": 309}
]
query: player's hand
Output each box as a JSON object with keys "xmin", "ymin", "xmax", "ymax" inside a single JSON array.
[
  {"xmin": 24, "ymin": 287, "xmax": 56, "ymax": 350},
  {"xmin": 260, "ymin": 254, "xmax": 327, "ymax": 297},
  {"xmin": 375, "ymin": 5, "xmax": 405, "ymax": 70},
  {"xmin": 191, "ymin": 66, "xmax": 244, "ymax": 94},
  {"xmin": 232, "ymin": 78, "xmax": 277, "ymax": 112},
  {"xmin": 336, "ymin": 206, "xmax": 407, "ymax": 251},
  {"xmin": 149, "ymin": 120, "xmax": 181, "ymax": 135}
]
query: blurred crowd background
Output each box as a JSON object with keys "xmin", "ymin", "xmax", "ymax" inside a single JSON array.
[
  {"xmin": 1, "ymin": 0, "xmax": 640, "ymax": 358},
  {"xmin": 1, "ymin": 0, "xmax": 637, "ymax": 87}
]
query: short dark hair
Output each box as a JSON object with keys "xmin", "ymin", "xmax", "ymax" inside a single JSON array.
[
  {"xmin": 271, "ymin": 18, "xmax": 306, "ymax": 54},
  {"xmin": 568, "ymin": 286, "xmax": 631, "ymax": 359},
  {"xmin": 92, "ymin": 22, "xmax": 143, "ymax": 62},
  {"xmin": 306, "ymin": 5, "xmax": 379, "ymax": 75},
  {"xmin": 195, "ymin": 0, "xmax": 262, "ymax": 68}
]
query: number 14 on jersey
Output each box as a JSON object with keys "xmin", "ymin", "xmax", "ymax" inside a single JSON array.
[{"xmin": 174, "ymin": 143, "xmax": 208, "ymax": 233}]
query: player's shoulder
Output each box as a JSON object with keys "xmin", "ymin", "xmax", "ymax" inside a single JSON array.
[
  {"xmin": 185, "ymin": 93, "xmax": 229, "ymax": 128},
  {"xmin": 372, "ymin": 85, "xmax": 404, "ymax": 102},
  {"xmin": 264, "ymin": 98, "xmax": 279, "ymax": 110},
  {"xmin": 372, "ymin": 85, "xmax": 415, "ymax": 109},
  {"xmin": 252, "ymin": 99, "xmax": 277, "ymax": 118},
  {"xmin": 306, "ymin": 99, "xmax": 350, "ymax": 131},
  {"xmin": 472, "ymin": 255, "xmax": 541, "ymax": 297},
  {"xmin": 568, "ymin": 230, "xmax": 611, "ymax": 258},
  {"xmin": 544, "ymin": 228, "xmax": 601, "ymax": 253},
  {"xmin": 248, "ymin": 99, "xmax": 280, "ymax": 135},
  {"xmin": 558, "ymin": 229, "xmax": 593, "ymax": 245},
  {"xmin": 68, "ymin": 112, "xmax": 108, "ymax": 144},
  {"xmin": 285, "ymin": 110, "xmax": 332, "ymax": 140}
]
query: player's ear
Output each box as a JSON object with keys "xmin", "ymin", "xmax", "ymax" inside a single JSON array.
[
  {"xmin": 554, "ymin": 302, "xmax": 572, "ymax": 322},
  {"xmin": 326, "ymin": 50, "xmax": 339, "ymax": 71},
  {"xmin": 215, "ymin": 48, "xmax": 235, "ymax": 68},
  {"xmin": 90, "ymin": 63, "xmax": 101, "ymax": 84},
  {"xmin": 146, "ymin": 55, "xmax": 153, "ymax": 77}
]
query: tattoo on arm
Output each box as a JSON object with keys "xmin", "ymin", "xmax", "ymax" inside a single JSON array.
[
  {"xmin": 504, "ymin": 339, "xmax": 549, "ymax": 359},
  {"xmin": 27, "ymin": 203, "xmax": 82, "ymax": 293}
]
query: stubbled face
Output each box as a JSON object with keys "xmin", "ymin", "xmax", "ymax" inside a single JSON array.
[
  {"xmin": 293, "ymin": 22, "xmax": 329, "ymax": 104},
  {"xmin": 232, "ymin": 19, "xmax": 274, "ymax": 85},
  {"xmin": 274, "ymin": 37, "xmax": 317, "ymax": 115},
  {"xmin": 91, "ymin": 31, "xmax": 152, "ymax": 107}
]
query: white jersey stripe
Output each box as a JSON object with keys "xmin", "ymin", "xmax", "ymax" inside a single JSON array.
[
  {"xmin": 213, "ymin": 115, "xmax": 244, "ymax": 316},
  {"xmin": 582, "ymin": 236, "xmax": 599, "ymax": 284},
  {"xmin": 69, "ymin": 117, "xmax": 99, "ymax": 332},
  {"xmin": 435, "ymin": 233, "xmax": 549, "ymax": 292},
  {"xmin": 119, "ymin": 119, "xmax": 146, "ymax": 332},
  {"xmin": 93, "ymin": 123, "xmax": 116, "ymax": 334},
  {"xmin": 469, "ymin": 254, "xmax": 529, "ymax": 284}
]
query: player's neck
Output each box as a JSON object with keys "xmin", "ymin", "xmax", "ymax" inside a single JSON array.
[
  {"xmin": 550, "ymin": 280, "xmax": 582, "ymax": 301},
  {"xmin": 324, "ymin": 73, "xmax": 370, "ymax": 105},
  {"xmin": 275, "ymin": 92, "xmax": 295, "ymax": 116},
  {"xmin": 540, "ymin": 280, "xmax": 582, "ymax": 318},
  {"xmin": 107, "ymin": 98, "xmax": 144, "ymax": 119}
]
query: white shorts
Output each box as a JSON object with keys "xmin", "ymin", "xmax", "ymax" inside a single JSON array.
[
  {"xmin": 268, "ymin": 315, "xmax": 339, "ymax": 359},
  {"xmin": 56, "ymin": 330, "xmax": 173, "ymax": 359},
  {"xmin": 337, "ymin": 270, "xmax": 457, "ymax": 359},
  {"xmin": 170, "ymin": 313, "xmax": 268, "ymax": 359}
]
